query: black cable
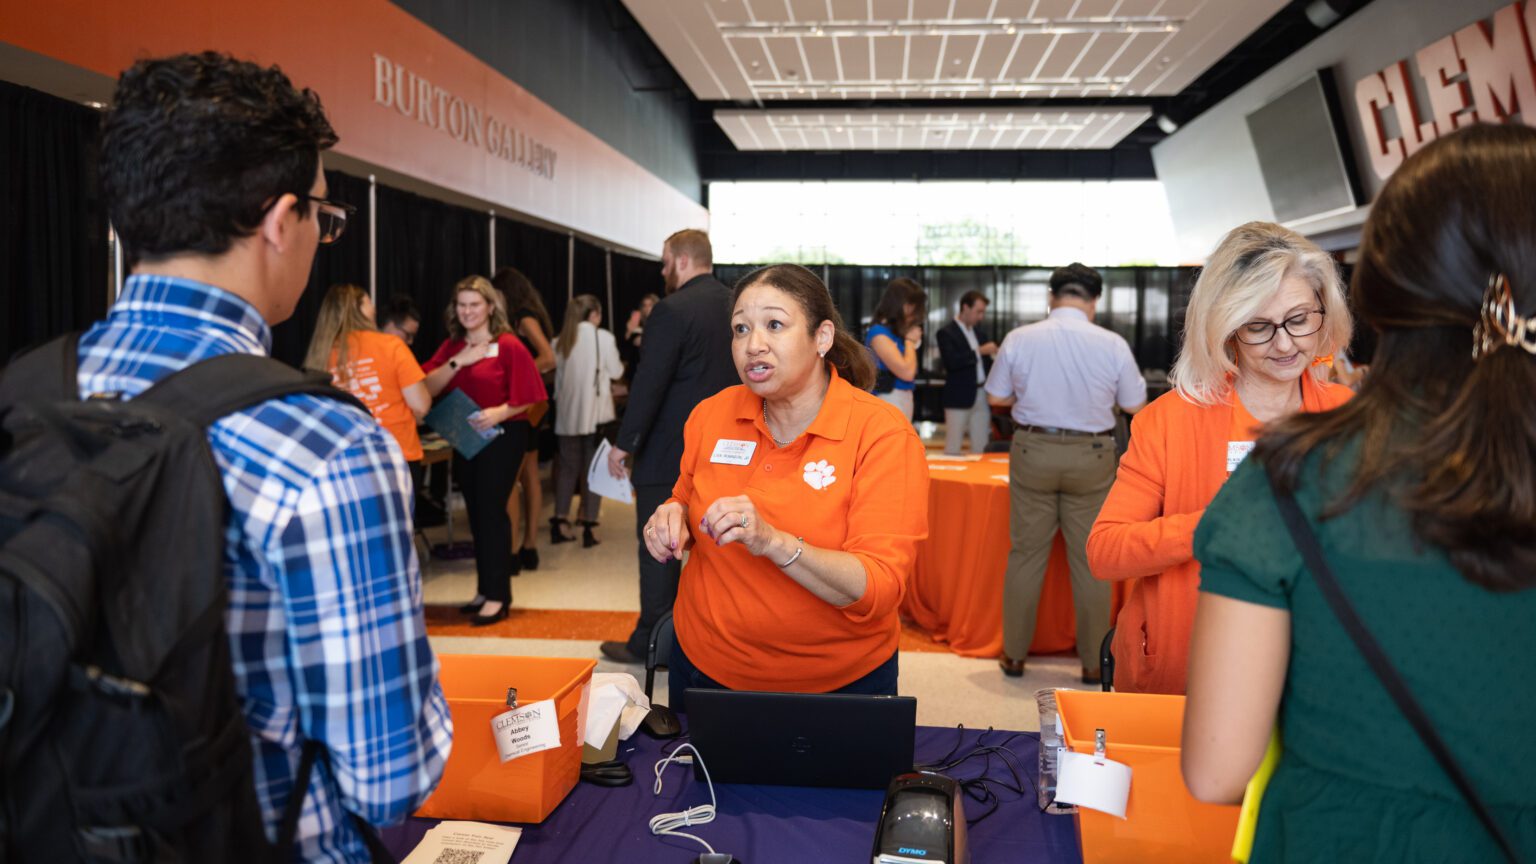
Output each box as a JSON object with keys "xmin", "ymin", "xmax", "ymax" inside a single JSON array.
[{"xmin": 914, "ymin": 725, "xmax": 1047, "ymax": 826}]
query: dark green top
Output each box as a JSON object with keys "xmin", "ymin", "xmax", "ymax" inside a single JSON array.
[{"xmin": 1194, "ymin": 441, "xmax": 1536, "ymax": 863}]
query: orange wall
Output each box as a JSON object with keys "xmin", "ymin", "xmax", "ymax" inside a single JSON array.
[{"xmin": 0, "ymin": 0, "xmax": 708, "ymax": 255}]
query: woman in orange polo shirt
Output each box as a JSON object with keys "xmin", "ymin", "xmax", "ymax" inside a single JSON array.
[
  {"xmin": 304, "ymin": 282, "xmax": 430, "ymax": 462},
  {"xmin": 642, "ymin": 264, "xmax": 930, "ymax": 710},
  {"xmin": 1086, "ymin": 223, "xmax": 1354, "ymax": 695}
]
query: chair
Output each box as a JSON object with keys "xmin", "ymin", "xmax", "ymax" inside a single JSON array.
[
  {"xmin": 1099, "ymin": 627, "xmax": 1116, "ymax": 692},
  {"xmin": 643, "ymin": 609, "xmax": 675, "ymax": 703}
]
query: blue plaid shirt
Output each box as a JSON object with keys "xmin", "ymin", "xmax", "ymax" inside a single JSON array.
[{"xmin": 78, "ymin": 275, "xmax": 453, "ymax": 863}]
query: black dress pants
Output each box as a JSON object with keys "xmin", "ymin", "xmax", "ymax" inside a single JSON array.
[
  {"xmin": 625, "ymin": 481, "xmax": 682, "ymax": 656},
  {"xmin": 454, "ymin": 420, "xmax": 528, "ymax": 604}
]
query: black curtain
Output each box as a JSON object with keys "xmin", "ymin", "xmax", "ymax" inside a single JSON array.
[
  {"xmin": 376, "ymin": 185, "xmax": 491, "ymax": 363},
  {"xmin": 269, "ymin": 170, "xmax": 373, "ymax": 368},
  {"xmin": 611, "ymin": 250, "xmax": 662, "ymax": 326},
  {"xmin": 1, "ymin": 81, "xmax": 108, "ymax": 365},
  {"xmin": 571, "ymin": 238, "xmax": 607, "ymax": 322},
  {"xmin": 494, "ymin": 216, "xmax": 569, "ymax": 332}
]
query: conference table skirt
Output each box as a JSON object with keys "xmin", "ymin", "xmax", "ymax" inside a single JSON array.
[
  {"xmin": 382, "ymin": 726, "xmax": 1082, "ymax": 863},
  {"xmin": 903, "ymin": 455, "xmax": 1122, "ymax": 658}
]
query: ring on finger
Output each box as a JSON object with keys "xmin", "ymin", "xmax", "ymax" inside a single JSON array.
[{"xmin": 740, "ymin": 514, "xmax": 750, "ymax": 529}]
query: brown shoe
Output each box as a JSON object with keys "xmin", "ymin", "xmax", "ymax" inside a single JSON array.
[
  {"xmin": 1081, "ymin": 667, "xmax": 1102, "ymax": 685},
  {"xmin": 998, "ymin": 655, "xmax": 1025, "ymax": 677}
]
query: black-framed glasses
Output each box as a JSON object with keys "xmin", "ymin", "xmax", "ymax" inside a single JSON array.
[
  {"xmin": 297, "ymin": 194, "xmax": 356, "ymax": 245},
  {"xmin": 1234, "ymin": 309, "xmax": 1325, "ymax": 345}
]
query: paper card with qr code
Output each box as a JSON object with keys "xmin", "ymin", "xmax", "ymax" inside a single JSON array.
[{"xmin": 401, "ymin": 820, "xmax": 521, "ymax": 864}]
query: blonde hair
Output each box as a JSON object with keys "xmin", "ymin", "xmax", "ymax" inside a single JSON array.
[
  {"xmin": 303, "ymin": 283, "xmax": 374, "ymax": 378},
  {"xmin": 557, "ymin": 294, "xmax": 601, "ymax": 359},
  {"xmin": 445, "ymin": 274, "xmax": 512, "ymax": 342},
  {"xmin": 1170, "ymin": 222, "xmax": 1353, "ymax": 406}
]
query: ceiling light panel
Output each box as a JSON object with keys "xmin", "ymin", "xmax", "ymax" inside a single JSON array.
[
  {"xmin": 635, "ymin": 0, "xmax": 1287, "ymax": 102},
  {"xmin": 714, "ymin": 106, "xmax": 1153, "ymax": 151}
]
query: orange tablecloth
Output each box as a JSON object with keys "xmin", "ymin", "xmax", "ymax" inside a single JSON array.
[{"xmin": 902, "ymin": 455, "xmax": 1080, "ymax": 657}]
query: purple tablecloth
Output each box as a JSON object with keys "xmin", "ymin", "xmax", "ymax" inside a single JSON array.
[{"xmin": 382, "ymin": 725, "xmax": 1084, "ymax": 863}]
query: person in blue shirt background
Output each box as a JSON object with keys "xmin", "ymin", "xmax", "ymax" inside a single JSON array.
[{"xmin": 865, "ymin": 277, "xmax": 927, "ymax": 420}]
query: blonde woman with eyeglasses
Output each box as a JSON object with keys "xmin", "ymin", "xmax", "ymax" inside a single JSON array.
[{"xmin": 1086, "ymin": 222, "xmax": 1354, "ymax": 695}]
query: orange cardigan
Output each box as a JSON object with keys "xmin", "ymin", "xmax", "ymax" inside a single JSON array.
[{"xmin": 1087, "ymin": 375, "xmax": 1351, "ymax": 694}]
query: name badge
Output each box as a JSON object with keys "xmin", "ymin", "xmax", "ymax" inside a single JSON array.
[
  {"xmin": 485, "ymin": 342, "xmax": 500, "ymax": 359},
  {"xmin": 491, "ymin": 698, "xmax": 560, "ymax": 763},
  {"xmin": 1226, "ymin": 441, "xmax": 1256, "ymax": 474},
  {"xmin": 710, "ymin": 439, "xmax": 757, "ymax": 466}
]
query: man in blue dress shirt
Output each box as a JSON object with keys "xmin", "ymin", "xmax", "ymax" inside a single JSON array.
[{"xmin": 985, "ymin": 264, "xmax": 1146, "ymax": 684}]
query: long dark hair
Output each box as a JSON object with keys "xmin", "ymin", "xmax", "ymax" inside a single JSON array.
[
  {"xmin": 871, "ymin": 277, "xmax": 927, "ymax": 332},
  {"xmin": 1260, "ymin": 123, "xmax": 1536, "ymax": 591},
  {"xmin": 492, "ymin": 266, "xmax": 553, "ymax": 338},
  {"xmin": 733, "ymin": 264, "xmax": 876, "ymax": 391}
]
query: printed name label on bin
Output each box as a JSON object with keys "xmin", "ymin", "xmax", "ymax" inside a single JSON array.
[
  {"xmin": 710, "ymin": 439, "xmax": 757, "ymax": 466},
  {"xmin": 491, "ymin": 698, "xmax": 561, "ymax": 763}
]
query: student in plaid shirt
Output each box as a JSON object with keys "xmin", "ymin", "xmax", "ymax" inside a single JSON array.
[{"xmin": 83, "ymin": 52, "xmax": 452, "ymax": 862}]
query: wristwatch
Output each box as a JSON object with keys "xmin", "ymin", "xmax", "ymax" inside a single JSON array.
[{"xmin": 448, "ymin": 359, "xmax": 459, "ymax": 370}]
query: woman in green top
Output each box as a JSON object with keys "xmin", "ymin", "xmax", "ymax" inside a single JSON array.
[{"xmin": 1181, "ymin": 124, "xmax": 1536, "ymax": 862}]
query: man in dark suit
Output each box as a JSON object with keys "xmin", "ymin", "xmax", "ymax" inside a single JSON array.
[
  {"xmin": 937, "ymin": 290, "xmax": 999, "ymax": 454},
  {"xmin": 602, "ymin": 229, "xmax": 737, "ymax": 663}
]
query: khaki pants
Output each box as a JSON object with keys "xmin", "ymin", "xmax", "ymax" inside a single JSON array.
[{"xmin": 1004, "ymin": 429, "xmax": 1116, "ymax": 668}]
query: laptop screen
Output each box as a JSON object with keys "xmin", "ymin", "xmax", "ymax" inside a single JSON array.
[{"xmin": 684, "ymin": 689, "xmax": 917, "ymax": 789}]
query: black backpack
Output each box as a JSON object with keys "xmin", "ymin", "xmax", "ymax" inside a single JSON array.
[{"xmin": 0, "ymin": 334, "xmax": 382, "ymax": 863}]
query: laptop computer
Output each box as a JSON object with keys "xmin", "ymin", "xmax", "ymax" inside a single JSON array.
[{"xmin": 684, "ymin": 689, "xmax": 917, "ymax": 789}]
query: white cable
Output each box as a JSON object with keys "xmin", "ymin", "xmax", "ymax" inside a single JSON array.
[{"xmin": 650, "ymin": 743, "xmax": 717, "ymax": 855}]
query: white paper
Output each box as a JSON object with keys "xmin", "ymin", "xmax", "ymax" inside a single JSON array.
[
  {"xmin": 491, "ymin": 698, "xmax": 561, "ymax": 763},
  {"xmin": 926, "ymin": 452, "xmax": 982, "ymax": 461},
  {"xmin": 927, "ymin": 464, "xmax": 969, "ymax": 471},
  {"xmin": 582, "ymin": 683, "xmax": 631, "ymax": 751},
  {"xmin": 402, "ymin": 820, "xmax": 521, "ymax": 864},
  {"xmin": 991, "ymin": 474, "xmax": 1011, "ymax": 483},
  {"xmin": 709, "ymin": 438, "xmax": 758, "ymax": 466},
  {"xmin": 589, "ymin": 672, "xmax": 653, "ymax": 741},
  {"xmin": 588, "ymin": 439, "xmax": 634, "ymax": 504},
  {"xmin": 575, "ymin": 681, "xmax": 591, "ymax": 748},
  {"xmin": 1055, "ymin": 750, "xmax": 1132, "ymax": 819}
]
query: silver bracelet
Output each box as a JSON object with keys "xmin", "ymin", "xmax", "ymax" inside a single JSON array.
[{"xmin": 777, "ymin": 536, "xmax": 805, "ymax": 569}]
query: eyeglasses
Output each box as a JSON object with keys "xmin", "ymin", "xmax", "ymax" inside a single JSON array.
[
  {"xmin": 297, "ymin": 194, "xmax": 356, "ymax": 245},
  {"xmin": 1234, "ymin": 309, "xmax": 1325, "ymax": 345}
]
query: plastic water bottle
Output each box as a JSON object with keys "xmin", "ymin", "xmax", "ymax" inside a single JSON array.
[
  {"xmin": 1035, "ymin": 688, "xmax": 1076, "ymax": 814},
  {"xmin": 471, "ymin": 411, "xmax": 504, "ymax": 441}
]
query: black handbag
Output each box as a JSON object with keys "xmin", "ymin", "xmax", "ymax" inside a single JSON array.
[{"xmin": 1265, "ymin": 466, "xmax": 1524, "ymax": 864}]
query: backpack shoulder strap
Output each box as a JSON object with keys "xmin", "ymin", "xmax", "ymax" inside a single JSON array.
[
  {"xmin": 1263, "ymin": 464, "xmax": 1524, "ymax": 864},
  {"xmin": 137, "ymin": 353, "xmax": 368, "ymax": 428},
  {"xmin": 0, "ymin": 332, "xmax": 81, "ymax": 405}
]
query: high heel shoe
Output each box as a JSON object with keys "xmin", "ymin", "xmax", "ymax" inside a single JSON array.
[
  {"xmin": 519, "ymin": 546, "xmax": 540, "ymax": 570},
  {"xmin": 549, "ymin": 517, "xmax": 575, "ymax": 544},
  {"xmin": 459, "ymin": 595, "xmax": 487, "ymax": 615},
  {"xmin": 581, "ymin": 521, "xmax": 600, "ymax": 548},
  {"xmin": 471, "ymin": 603, "xmax": 509, "ymax": 627}
]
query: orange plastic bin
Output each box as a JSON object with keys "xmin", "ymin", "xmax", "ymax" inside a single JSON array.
[
  {"xmin": 416, "ymin": 654, "xmax": 596, "ymax": 824},
  {"xmin": 1056, "ymin": 690, "xmax": 1240, "ymax": 863}
]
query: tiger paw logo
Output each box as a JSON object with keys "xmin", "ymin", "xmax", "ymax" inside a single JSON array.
[{"xmin": 802, "ymin": 460, "xmax": 837, "ymax": 491}]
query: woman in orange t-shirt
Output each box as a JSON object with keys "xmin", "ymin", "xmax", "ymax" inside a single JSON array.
[
  {"xmin": 304, "ymin": 283, "xmax": 430, "ymax": 461},
  {"xmin": 1087, "ymin": 223, "xmax": 1354, "ymax": 695},
  {"xmin": 642, "ymin": 265, "xmax": 929, "ymax": 711}
]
